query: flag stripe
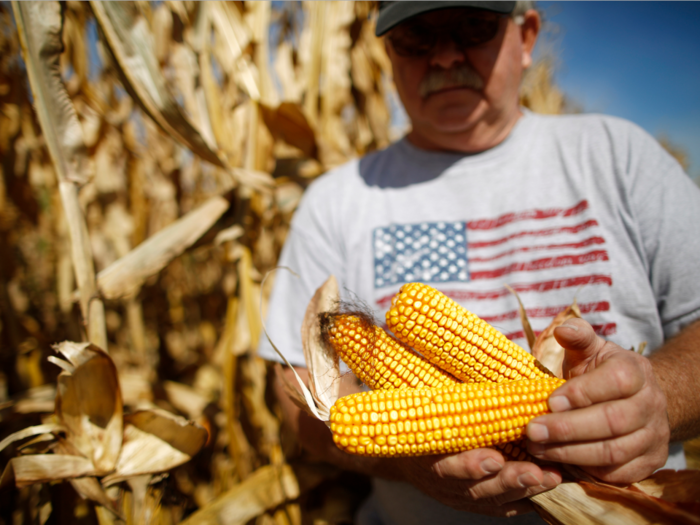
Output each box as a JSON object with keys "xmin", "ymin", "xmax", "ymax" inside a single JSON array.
[
  {"xmin": 481, "ymin": 301, "xmax": 610, "ymax": 323},
  {"xmin": 468, "ymin": 220, "xmax": 600, "ymax": 249},
  {"xmin": 375, "ymin": 274, "xmax": 613, "ymax": 309},
  {"xmin": 505, "ymin": 323, "xmax": 617, "ymax": 341},
  {"xmin": 467, "ymin": 200, "xmax": 589, "ymax": 230},
  {"xmin": 468, "ymin": 236, "xmax": 606, "ymax": 263},
  {"xmin": 470, "ymin": 250, "xmax": 609, "ymax": 280}
]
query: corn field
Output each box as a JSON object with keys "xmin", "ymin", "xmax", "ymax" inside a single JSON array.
[{"xmin": 0, "ymin": 2, "xmax": 696, "ymax": 524}]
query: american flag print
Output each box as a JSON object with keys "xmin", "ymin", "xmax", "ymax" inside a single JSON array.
[
  {"xmin": 373, "ymin": 222, "xmax": 469, "ymax": 287},
  {"xmin": 373, "ymin": 200, "xmax": 616, "ymax": 346}
]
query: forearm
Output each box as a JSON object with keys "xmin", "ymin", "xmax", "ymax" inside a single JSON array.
[{"xmin": 649, "ymin": 318, "xmax": 700, "ymax": 441}]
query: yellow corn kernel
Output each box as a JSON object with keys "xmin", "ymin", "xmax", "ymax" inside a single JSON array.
[
  {"xmin": 386, "ymin": 283, "xmax": 553, "ymax": 383},
  {"xmin": 322, "ymin": 313, "xmax": 460, "ymax": 390},
  {"xmin": 495, "ymin": 439, "xmax": 535, "ymax": 462},
  {"xmin": 330, "ymin": 378, "xmax": 564, "ymax": 457}
]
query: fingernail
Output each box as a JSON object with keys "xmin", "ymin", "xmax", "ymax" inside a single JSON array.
[
  {"xmin": 481, "ymin": 458, "xmax": 503, "ymax": 474},
  {"xmin": 560, "ymin": 320, "xmax": 579, "ymax": 331},
  {"xmin": 549, "ymin": 395, "xmax": 572, "ymax": 412},
  {"xmin": 528, "ymin": 442, "xmax": 545, "ymax": 456},
  {"xmin": 542, "ymin": 472, "xmax": 559, "ymax": 488},
  {"xmin": 528, "ymin": 422, "xmax": 549, "ymax": 442},
  {"xmin": 518, "ymin": 472, "xmax": 539, "ymax": 488}
]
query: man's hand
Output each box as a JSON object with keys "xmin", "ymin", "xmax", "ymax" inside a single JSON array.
[
  {"xmin": 278, "ymin": 366, "xmax": 561, "ymax": 516},
  {"xmin": 389, "ymin": 449, "xmax": 561, "ymax": 517},
  {"xmin": 525, "ymin": 318, "xmax": 670, "ymax": 483}
]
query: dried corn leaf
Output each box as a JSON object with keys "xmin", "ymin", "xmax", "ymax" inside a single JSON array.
[
  {"xmin": 1, "ymin": 454, "xmax": 96, "ymax": 489},
  {"xmin": 52, "ymin": 440, "xmax": 122, "ymax": 515},
  {"xmin": 163, "ymin": 380, "xmax": 211, "ymax": 419},
  {"xmin": 260, "ymin": 102, "xmax": 317, "ymax": 159},
  {"xmin": 11, "ymin": 384, "xmax": 57, "ymax": 414},
  {"xmin": 239, "ymin": 356, "xmax": 281, "ymax": 459},
  {"xmin": 0, "ymin": 423, "xmax": 62, "ymax": 453},
  {"xmin": 96, "ymin": 195, "xmax": 230, "ymax": 300},
  {"xmin": 532, "ymin": 301, "xmax": 582, "ymax": 378},
  {"xmin": 247, "ymin": 1, "xmax": 277, "ymax": 107},
  {"xmin": 633, "ymin": 469, "xmax": 700, "ymax": 503},
  {"xmin": 12, "ymin": 0, "xmax": 106, "ymax": 347},
  {"xmin": 70, "ymin": 476, "xmax": 121, "ymax": 516},
  {"xmin": 274, "ymin": 41, "xmax": 304, "ymax": 103},
  {"xmin": 90, "ymin": 1, "xmax": 226, "ymax": 169},
  {"xmin": 505, "ymin": 284, "xmax": 537, "ymax": 351},
  {"xmin": 532, "ymin": 479, "xmax": 700, "ymax": 525},
  {"xmin": 125, "ymin": 408, "xmax": 208, "ymax": 458},
  {"xmin": 579, "ymin": 480, "xmax": 700, "ymax": 524},
  {"xmin": 210, "ymin": 2, "xmax": 260, "ymax": 101},
  {"xmin": 54, "ymin": 341, "xmax": 123, "ymax": 475},
  {"xmin": 180, "ymin": 464, "xmax": 300, "ymax": 525},
  {"xmin": 152, "ymin": 3, "xmax": 172, "ymax": 65},
  {"xmin": 11, "ymin": 2, "xmax": 91, "ymax": 185},
  {"xmin": 101, "ymin": 424, "xmax": 191, "ymax": 487},
  {"xmin": 239, "ymin": 247, "xmax": 262, "ymax": 352}
]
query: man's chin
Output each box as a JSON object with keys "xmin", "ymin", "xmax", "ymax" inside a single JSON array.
[{"xmin": 422, "ymin": 95, "xmax": 484, "ymax": 126}]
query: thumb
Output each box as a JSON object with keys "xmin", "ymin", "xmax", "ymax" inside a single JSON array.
[{"xmin": 553, "ymin": 318, "xmax": 605, "ymax": 378}]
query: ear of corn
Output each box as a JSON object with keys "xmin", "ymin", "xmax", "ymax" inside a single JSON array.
[
  {"xmin": 385, "ymin": 283, "xmax": 554, "ymax": 383},
  {"xmin": 330, "ymin": 378, "xmax": 564, "ymax": 457},
  {"xmin": 322, "ymin": 309, "xmax": 539, "ymax": 462},
  {"xmin": 321, "ymin": 313, "xmax": 460, "ymax": 390}
]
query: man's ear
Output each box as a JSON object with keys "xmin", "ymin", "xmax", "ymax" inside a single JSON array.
[{"xmin": 520, "ymin": 9, "xmax": 541, "ymax": 69}]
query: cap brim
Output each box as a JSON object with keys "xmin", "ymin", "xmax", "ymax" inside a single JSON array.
[{"xmin": 376, "ymin": 1, "xmax": 516, "ymax": 36}]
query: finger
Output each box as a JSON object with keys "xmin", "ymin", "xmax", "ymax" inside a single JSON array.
[
  {"xmin": 527, "ymin": 397, "xmax": 648, "ymax": 443},
  {"xmin": 581, "ymin": 449, "xmax": 669, "ymax": 485},
  {"xmin": 542, "ymin": 354, "xmax": 645, "ymax": 414},
  {"xmin": 554, "ymin": 318, "xmax": 605, "ymax": 377},
  {"xmin": 432, "ymin": 448, "xmax": 506, "ymax": 480},
  {"xmin": 465, "ymin": 462, "xmax": 561, "ymax": 506},
  {"xmin": 527, "ymin": 426, "xmax": 659, "ymax": 467}
]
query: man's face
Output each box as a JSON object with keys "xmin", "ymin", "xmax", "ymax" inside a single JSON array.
[{"xmin": 385, "ymin": 7, "xmax": 539, "ymax": 148}]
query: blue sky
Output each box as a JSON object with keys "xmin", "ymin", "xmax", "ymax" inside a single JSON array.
[{"xmin": 538, "ymin": 1, "xmax": 700, "ymax": 179}]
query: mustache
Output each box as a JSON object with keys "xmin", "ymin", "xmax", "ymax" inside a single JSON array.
[{"xmin": 419, "ymin": 65, "xmax": 484, "ymax": 97}]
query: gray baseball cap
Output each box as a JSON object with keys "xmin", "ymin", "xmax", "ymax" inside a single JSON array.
[{"xmin": 375, "ymin": 1, "xmax": 517, "ymax": 36}]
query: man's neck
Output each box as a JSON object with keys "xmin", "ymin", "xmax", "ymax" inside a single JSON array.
[{"xmin": 406, "ymin": 108, "xmax": 524, "ymax": 154}]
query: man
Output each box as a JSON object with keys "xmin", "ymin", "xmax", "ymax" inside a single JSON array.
[{"xmin": 259, "ymin": 2, "xmax": 700, "ymax": 523}]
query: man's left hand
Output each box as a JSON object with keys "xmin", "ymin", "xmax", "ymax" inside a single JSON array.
[{"xmin": 525, "ymin": 318, "xmax": 670, "ymax": 483}]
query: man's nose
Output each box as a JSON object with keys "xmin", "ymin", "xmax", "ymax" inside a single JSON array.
[{"xmin": 429, "ymin": 36, "xmax": 466, "ymax": 69}]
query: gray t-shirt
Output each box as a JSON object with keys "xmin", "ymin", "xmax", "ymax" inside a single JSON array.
[{"xmin": 259, "ymin": 111, "xmax": 700, "ymax": 524}]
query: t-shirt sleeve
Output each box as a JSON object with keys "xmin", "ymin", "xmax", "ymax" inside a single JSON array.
[
  {"xmin": 625, "ymin": 124, "xmax": 700, "ymax": 339},
  {"xmin": 257, "ymin": 177, "xmax": 346, "ymax": 367}
]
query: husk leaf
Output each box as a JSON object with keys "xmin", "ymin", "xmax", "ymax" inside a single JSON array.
[
  {"xmin": 301, "ymin": 274, "xmax": 340, "ymax": 417},
  {"xmin": 532, "ymin": 300, "xmax": 582, "ymax": 378},
  {"xmin": 54, "ymin": 341, "xmax": 123, "ymax": 475},
  {"xmin": 95, "ymin": 195, "xmax": 230, "ymax": 300}
]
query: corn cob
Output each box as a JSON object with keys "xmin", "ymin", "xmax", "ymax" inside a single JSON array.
[
  {"xmin": 330, "ymin": 377, "xmax": 564, "ymax": 457},
  {"xmin": 320, "ymin": 312, "xmax": 459, "ymax": 390},
  {"xmin": 386, "ymin": 283, "xmax": 553, "ymax": 383},
  {"xmin": 321, "ymin": 311, "xmax": 535, "ymax": 462}
]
